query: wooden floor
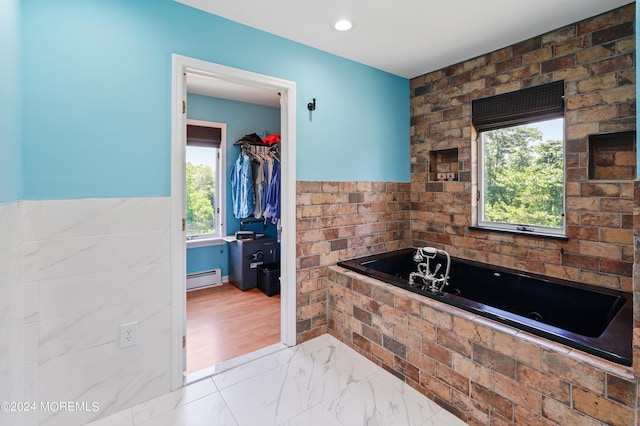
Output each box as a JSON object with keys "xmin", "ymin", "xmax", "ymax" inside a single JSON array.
[{"xmin": 185, "ymin": 282, "xmax": 281, "ymax": 374}]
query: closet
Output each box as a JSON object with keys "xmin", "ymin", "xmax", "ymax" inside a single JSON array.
[{"xmin": 227, "ymin": 133, "xmax": 281, "ymax": 295}]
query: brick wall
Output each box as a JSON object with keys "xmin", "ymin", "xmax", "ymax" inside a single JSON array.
[
  {"xmin": 295, "ymin": 181, "xmax": 411, "ymax": 342},
  {"xmin": 409, "ymin": 4, "xmax": 635, "ymax": 292},
  {"xmin": 295, "ymin": 8, "xmax": 638, "ymax": 424},
  {"xmin": 634, "ymin": 180, "xmax": 640, "ymax": 375},
  {"xmin": 328, "ymin": 265, "xmax": 638, "ymax": 425}
]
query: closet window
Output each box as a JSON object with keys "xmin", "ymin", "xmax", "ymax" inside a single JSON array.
[
  {"xmin": 473, "ymin": 81, "xmax": 566, "ymax": 237},
  {"xmin": 186, "ymin": 121, "xmax": 224, "ymax": 242}
]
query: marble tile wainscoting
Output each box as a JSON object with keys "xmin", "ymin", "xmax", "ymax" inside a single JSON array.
[
  {"xmin": 328, "ymin": 265, "xmax": 638, "ymax": 425},
  {"xmin": 0, "ymin": 201, "xmax": 25, "ymax": 426},
  {"xmin": 1, "ymin": 198, "xmax": 174, "ymax": 426},
  {"xmin": 295, "ymin": 181, "xmax": 411, "ymax": 343}
]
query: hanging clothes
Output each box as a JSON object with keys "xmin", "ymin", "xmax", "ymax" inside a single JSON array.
[
  {"xmin": 230, "ymin": 141, "xmax": 280, "ymax": 223},
  {"xmin": 251, "ymin": 154, "xmax": 265, "ymax": 219},
  {"xmin": 261, "ymin": 154, "xmax": 274, "ymax": 216},
  {"xmin": 230, "ymin": 152, "xmax": 254, "ymax": 219},
  {"xmin": 263, "ymin": 154, "xmax": 281, "ymax": 224}
]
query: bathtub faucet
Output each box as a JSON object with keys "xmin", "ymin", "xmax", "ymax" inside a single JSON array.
[{"xmin": 409, "ymin": 247, "xmax": 450, "ymax": 293}]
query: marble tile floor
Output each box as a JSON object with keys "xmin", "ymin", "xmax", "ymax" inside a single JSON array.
[{"xmin": 88, "ymin": 334, "xmax": 467, "ymax": 426}]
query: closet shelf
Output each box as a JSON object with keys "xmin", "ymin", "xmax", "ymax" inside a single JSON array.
[
  {"xmin": 234, "ymin": 139, "xmax": 272, "ymax": 146},
  {"xmin": 234, "ymin": 133, "xmax": 280, "ymax": 146}
]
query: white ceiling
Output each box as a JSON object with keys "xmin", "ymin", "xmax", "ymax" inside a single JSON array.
[
  {"xmin": 186, "ymin": 73, "xmax": 282, "ymax": 108},
  {"xmin": 181, "ymin": 0, "xmax": 632, "ymax": 106},
  {"xmin": 178, "ymin": 0, "xmax": 632, "ymax": 79}
]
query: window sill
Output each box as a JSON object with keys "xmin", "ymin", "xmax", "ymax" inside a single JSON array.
[
  {"xmin": 468, "ymin": 226, "xmax": 568, "ymax": 240},
  {"xmin": 186, "ymin": 237, "xmax": 227, "ymax": 248}
]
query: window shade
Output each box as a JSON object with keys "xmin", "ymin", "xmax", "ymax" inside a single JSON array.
[
  {"xmin": 472, "ymin": 81, "xmax": 564, "ymax": 131},
  {"xmin": 187, "ymin": 124, "xmax": 221, "ymax": 148}
]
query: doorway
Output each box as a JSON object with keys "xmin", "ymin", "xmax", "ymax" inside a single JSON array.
[{"xmin": 170, "ymin": 54, "xmax": 297, "ymax": 390}]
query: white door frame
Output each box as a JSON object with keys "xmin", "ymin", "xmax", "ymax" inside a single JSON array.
[{"xmin": 170, "ymin": 54, "xmax": 297, "ymax": 390}]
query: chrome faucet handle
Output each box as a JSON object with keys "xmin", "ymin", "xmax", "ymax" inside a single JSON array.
[{"xmin": 433, "ymin": 263, "xmax": 441, "ymax": 276}]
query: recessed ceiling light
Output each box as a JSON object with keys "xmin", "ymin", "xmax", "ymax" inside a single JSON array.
[{"xmin": 334, "ymin": 19, "xmax": 353, "ymax": 32}]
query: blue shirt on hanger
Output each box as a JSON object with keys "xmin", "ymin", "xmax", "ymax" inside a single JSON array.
[{"xmin": 230, "ymin": 153, "xmax": 254, "ymax": 219}]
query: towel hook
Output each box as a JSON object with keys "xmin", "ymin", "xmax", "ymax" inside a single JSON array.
[{"xmin": 307, "ymin": 98, "xmax": 316, "ymax": 111}]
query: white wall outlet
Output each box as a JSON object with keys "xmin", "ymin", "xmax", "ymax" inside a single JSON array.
[{"xmin": 120, "ymin": 322, "xmax": 138, "ymax": 348}]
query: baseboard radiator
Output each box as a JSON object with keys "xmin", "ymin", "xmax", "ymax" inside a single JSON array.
[{"xmin": 187, "ymin": 268, "xmax": 222, "ymax": 291}]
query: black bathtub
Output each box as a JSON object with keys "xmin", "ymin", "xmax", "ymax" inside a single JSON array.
[{"xmin": 338, "ymin": 248, "xmax": 632, "ymax": 366}]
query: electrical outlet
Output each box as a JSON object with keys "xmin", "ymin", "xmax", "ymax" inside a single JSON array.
[
  {"xmin": 437, "ymin": 173, "xmax": 446, "ymax": 181},
  {"xmin": 120, "ymin": 322, "xmax": 138, "ymax": 348},
  {"xmin": 446, "ymin": 173, "xmax": 456, "ymax": 180}
]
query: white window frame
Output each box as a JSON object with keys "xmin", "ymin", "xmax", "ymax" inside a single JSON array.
[
  {"xmin": 477, "ymin": 119, "xmax": 566, "ymax": 237},
  {"xmin": 185, "ymin": 119, "xmax": 227, "ymax": 248}
]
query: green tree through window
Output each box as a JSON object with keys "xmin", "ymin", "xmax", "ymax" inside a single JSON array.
[
  {"xmin": 186, "ymin": 162, "xmax": 215, "ymax": 236},
  {"xmin": 481, "ymin": 119, "xmax": 564, "ymax": 230}
]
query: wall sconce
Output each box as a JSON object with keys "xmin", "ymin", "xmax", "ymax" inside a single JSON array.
[{"xmin": 307, "ymin": 98, "xmax": 316, "ymax": 111}]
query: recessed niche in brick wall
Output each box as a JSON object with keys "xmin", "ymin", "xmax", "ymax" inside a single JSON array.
[
  {"xmin": 588, "ymin": 131, "xmax": 636, "ymax": 180},
  {"xmin": 429, "ymin": 148, "xmax": 458, "ymax": 181}
]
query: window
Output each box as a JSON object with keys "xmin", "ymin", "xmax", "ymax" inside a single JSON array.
[
  {"xmin": 473, "ymin": 81, "xmax": 565, "ymax": 236},
  {"xmin": 185, "ymin": 120, "xmax": 225, "ymax": 242}
]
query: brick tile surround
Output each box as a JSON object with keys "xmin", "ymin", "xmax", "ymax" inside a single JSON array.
[
  {"xmin": 409, "ymin": 4, "xmax": 635, "ymax": 292},
  {"xmin": 294, "ymin": 4, "xmax": 639, "ymax": 424},
  {"xmin": 328, "ymin": 266, "xmax": 636, "ymax": 425},
  {"xmin": 295, "ymin": 181, "xmax": 411, "ymax": 342}
]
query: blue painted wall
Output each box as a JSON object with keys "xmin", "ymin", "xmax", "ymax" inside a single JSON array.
[
  {"xmin": 186, "ymin": 94, "xmax": 280, "ymax": 275},
  {"xmin": 0, "ymin": 0, "xmax": 22, "ymax": 203},
  {"xmin": 20, "ymin": 0, "xmax": 409, "ymax": 201},
  {"xmin": 186, "ymin": 244, "xmax": 228, "ymax": 276}
]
